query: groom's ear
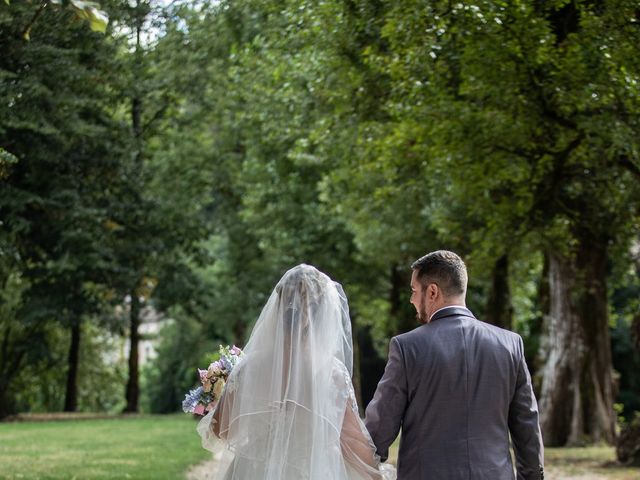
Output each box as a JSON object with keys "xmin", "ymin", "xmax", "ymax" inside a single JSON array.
[{"xmin": 426, "ymin": 283, "xmax": 439, "ymax": 300}]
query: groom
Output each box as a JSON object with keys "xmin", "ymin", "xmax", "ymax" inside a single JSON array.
[{"xmin": 365, "ymin": 250, "xmax": 544, "ymax": 479}]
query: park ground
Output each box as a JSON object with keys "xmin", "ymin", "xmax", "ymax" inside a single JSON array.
[
  {"xmin": 185, "ymin": 445, "xmax": 640, "ymax": 480},
  {"xmin": 0, "ymin": 414, "xmax": 638, "ymax": 479}
]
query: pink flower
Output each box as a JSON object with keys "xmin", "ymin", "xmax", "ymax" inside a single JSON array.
[{"xmin": 193, "ymin": 404, "xmax": 205, "ymax": 415}]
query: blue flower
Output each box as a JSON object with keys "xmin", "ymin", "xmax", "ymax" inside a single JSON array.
[
  {"xmin": 182, "ymin": 386, "xmax": 204, "ymax": 413},
  {"xmin": 220, "ymin": 356, "xmax": 233, "ymax": 372}
]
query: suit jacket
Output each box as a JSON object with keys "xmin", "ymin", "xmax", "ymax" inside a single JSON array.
[{"xmin": 365, "ymin": 306, "xmax": 544, "ymax": 480}]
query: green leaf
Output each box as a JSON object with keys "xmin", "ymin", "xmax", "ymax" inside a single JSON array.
[
  {"xmin": 86, "ymin": 7, "xmax": 108, "ymax": 33},
  {"xmin": 69, "ymin": 0, "xmax": 109, "ymax": 33},
  {"xmin": 0, "ymin": 148, "xmax": 18, "ymax": 179}
]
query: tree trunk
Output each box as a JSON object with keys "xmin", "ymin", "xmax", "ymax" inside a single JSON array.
[
  {"xmin": 232, "ymin": 319, "xmax": 246, "ymax": 347},
  {"xmin": 538, "ymin": 241, "xmax": 616, "ymax": 445},
  {"xmin": 486, "ymin": 254, "xmax": 513, "ymax": 330},
  {"xmin": 0, "ymin": 376, "xmax": 13, "ymax": 419},
  {"xmin": 390, "ymin": 264, "xmax": 413, "ymax": 334},
  {"xmin": 124, "ymin": 292, "xmax": 140, "ymax": 413},
  {"xmin": 63, "ymin": 322, "xmax": 81, "ymax": 412},
  {"xmin": 0, "ymin": 327, "xmax": 28, "ymax": 418},
  {"xmin": 123, "ymin": 1, "xmax": 144, "ymax": 415}
]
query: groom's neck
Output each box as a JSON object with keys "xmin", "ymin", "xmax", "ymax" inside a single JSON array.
[{"xmin": 441, "ymin": 296, "xmax": 466, "ymax": 309}]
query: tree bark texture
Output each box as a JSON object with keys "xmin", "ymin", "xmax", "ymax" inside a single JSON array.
[
  {"xmin": 124, "ymin": 292, "xmax": 140, "ymax": 413},
  {"xmin": 486, "ymin": 254, "xmax": 513, "ymax": 330},
  {"xmin": 63, "ymin": 322, "xmax": 81, "ymax": 412},
  {"xmin": 538, "ymin": 242, "xmax": 616, "ymax": 445}
]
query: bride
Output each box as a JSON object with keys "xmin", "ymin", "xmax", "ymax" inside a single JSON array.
[{"xmin": 197, "ymin": 264, "xmax": 395, "ymax": 480}]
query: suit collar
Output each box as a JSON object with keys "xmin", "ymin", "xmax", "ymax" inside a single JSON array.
[{"xmin": 429, "ymin": 305, "xmax": 475, "ymax": 323}]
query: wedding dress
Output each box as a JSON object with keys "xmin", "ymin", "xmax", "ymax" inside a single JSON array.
[{"xmin": 197, "ymin": 264, "xmax": 395, "ymax": 480}]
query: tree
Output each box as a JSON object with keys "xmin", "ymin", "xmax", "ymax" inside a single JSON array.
[
  {"xmin": 105, "ymin": 0, "xmax": 217, "ymax": 412},
  {"xmin": 15, "ymin": 0, "xmax": 108, "ymax": 41},
  {"xmin": 0, "ymin": 1, "xmax": 128, "ymax": 413},
  {"xmin": 347, "ymin": 0, "xmax": 640, "ymax": 444}
]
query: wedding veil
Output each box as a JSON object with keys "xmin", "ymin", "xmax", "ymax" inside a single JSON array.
[{"xmin": 197, "ymin": 264, "xmax": 375, "ymax": 479}]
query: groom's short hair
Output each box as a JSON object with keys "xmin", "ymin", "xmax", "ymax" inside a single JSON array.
[{"xmin": 411, "ymin": 250, "xmax": 467, "ymax": 298}]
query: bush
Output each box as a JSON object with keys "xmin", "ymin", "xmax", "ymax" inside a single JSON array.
[
  {"xmin": 617, "ymin": 415, "xmax": 640, "ymax": 466},
  {"xmin": 142, "ymin": 309, "xmax": 223, "ymax": 413}
]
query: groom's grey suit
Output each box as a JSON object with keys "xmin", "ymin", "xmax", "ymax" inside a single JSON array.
[{"xmin": 365, "ymin": 306, "xmax": 544, "ymax": 480}]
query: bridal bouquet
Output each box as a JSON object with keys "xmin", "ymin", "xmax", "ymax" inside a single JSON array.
[{"xmin": 182, "ymin": 345, "xmax": 244, "ymax": 415}]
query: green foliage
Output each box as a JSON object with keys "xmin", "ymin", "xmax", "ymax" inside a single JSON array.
[
  {"xmin": 74, "ymin": 323, "xmax": 127, "ymax": 413},
  {"xmin": 0, "ymin": 269, "xmax": 54, "ymax": 415},
  {"xmin": 610, "ymin": 252, "xmax": 640, "ymax": 422},
  {"xmin": 11, "ymin": 0, "xmax": 109, "ymax": 41},
  {"xmin": 355, "ymin": 0, "xmax": 640, "ymax": 258},
  {"xmin": 509, "ymin": 252, "xmax": 545, "ymax": 376},
  {"xmin": 142, "ymin": 311, "xmax": 219, "ymax": 414},
  {"xmin": 0, "ymin": 147, "xmax": 17, "ymax": 179},
  {"xmin": 55, "ymin": 0, "xmax": 109, "ymax": 33},
  {"xmin": 0, "ymin": 0, "xmax": 130, "ymax": 414},
  {"xmin": 3, "ymin": 307, "xmax": 129, "ymax": 417}
]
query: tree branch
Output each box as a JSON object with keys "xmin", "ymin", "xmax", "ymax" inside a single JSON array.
[
  {"xmin": 142, "ymin": 96, "xmax": 172, "ymax": 134},
  {"xmin": 21, "ymin": 1, "xmax": 49, "ymax": 40},
  {"xmin": 619, "ymin": 156, "xmax": 640, "ymax": 179}
]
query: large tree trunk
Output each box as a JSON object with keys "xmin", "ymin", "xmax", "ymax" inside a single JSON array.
[
  {"xmin": 486, "ymin": 254, "xmax": 513, "ymax": 330},
  {"xmin": 124, "ymin": 292, "xmax": 140, "ymax": 413},
  {"xmin": 538, "ymin": 240, "xmax": 616, "ymax": 445},
  {"xmin": 63, "ymin": 322, "xmax": 81, "ymax": 412}
]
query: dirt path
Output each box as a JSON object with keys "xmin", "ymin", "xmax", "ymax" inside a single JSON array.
[
  {"xmin": 186, "ymin": 458, "xmax": 219, "ymax": 480},
  {"xmin": 187, "ymin": 455, "xmax": 218, "ymax": 480}
]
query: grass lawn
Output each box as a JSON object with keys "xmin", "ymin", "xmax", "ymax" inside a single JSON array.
[
  {"xmin": 545, "ymin": 446, "xmax": 640, "ymax": 479},
  {"xmin": 2, "ymin": 416, "xmax": 640, "ymax": 479},
  {"xmin": 0, "ymin": 414, "xmax": 210, "ymax": 480}
]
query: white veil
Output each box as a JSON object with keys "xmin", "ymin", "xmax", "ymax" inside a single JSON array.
[{"xmin": 197, "ymin": 264, "xmax": 395, "ymax": 480}]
